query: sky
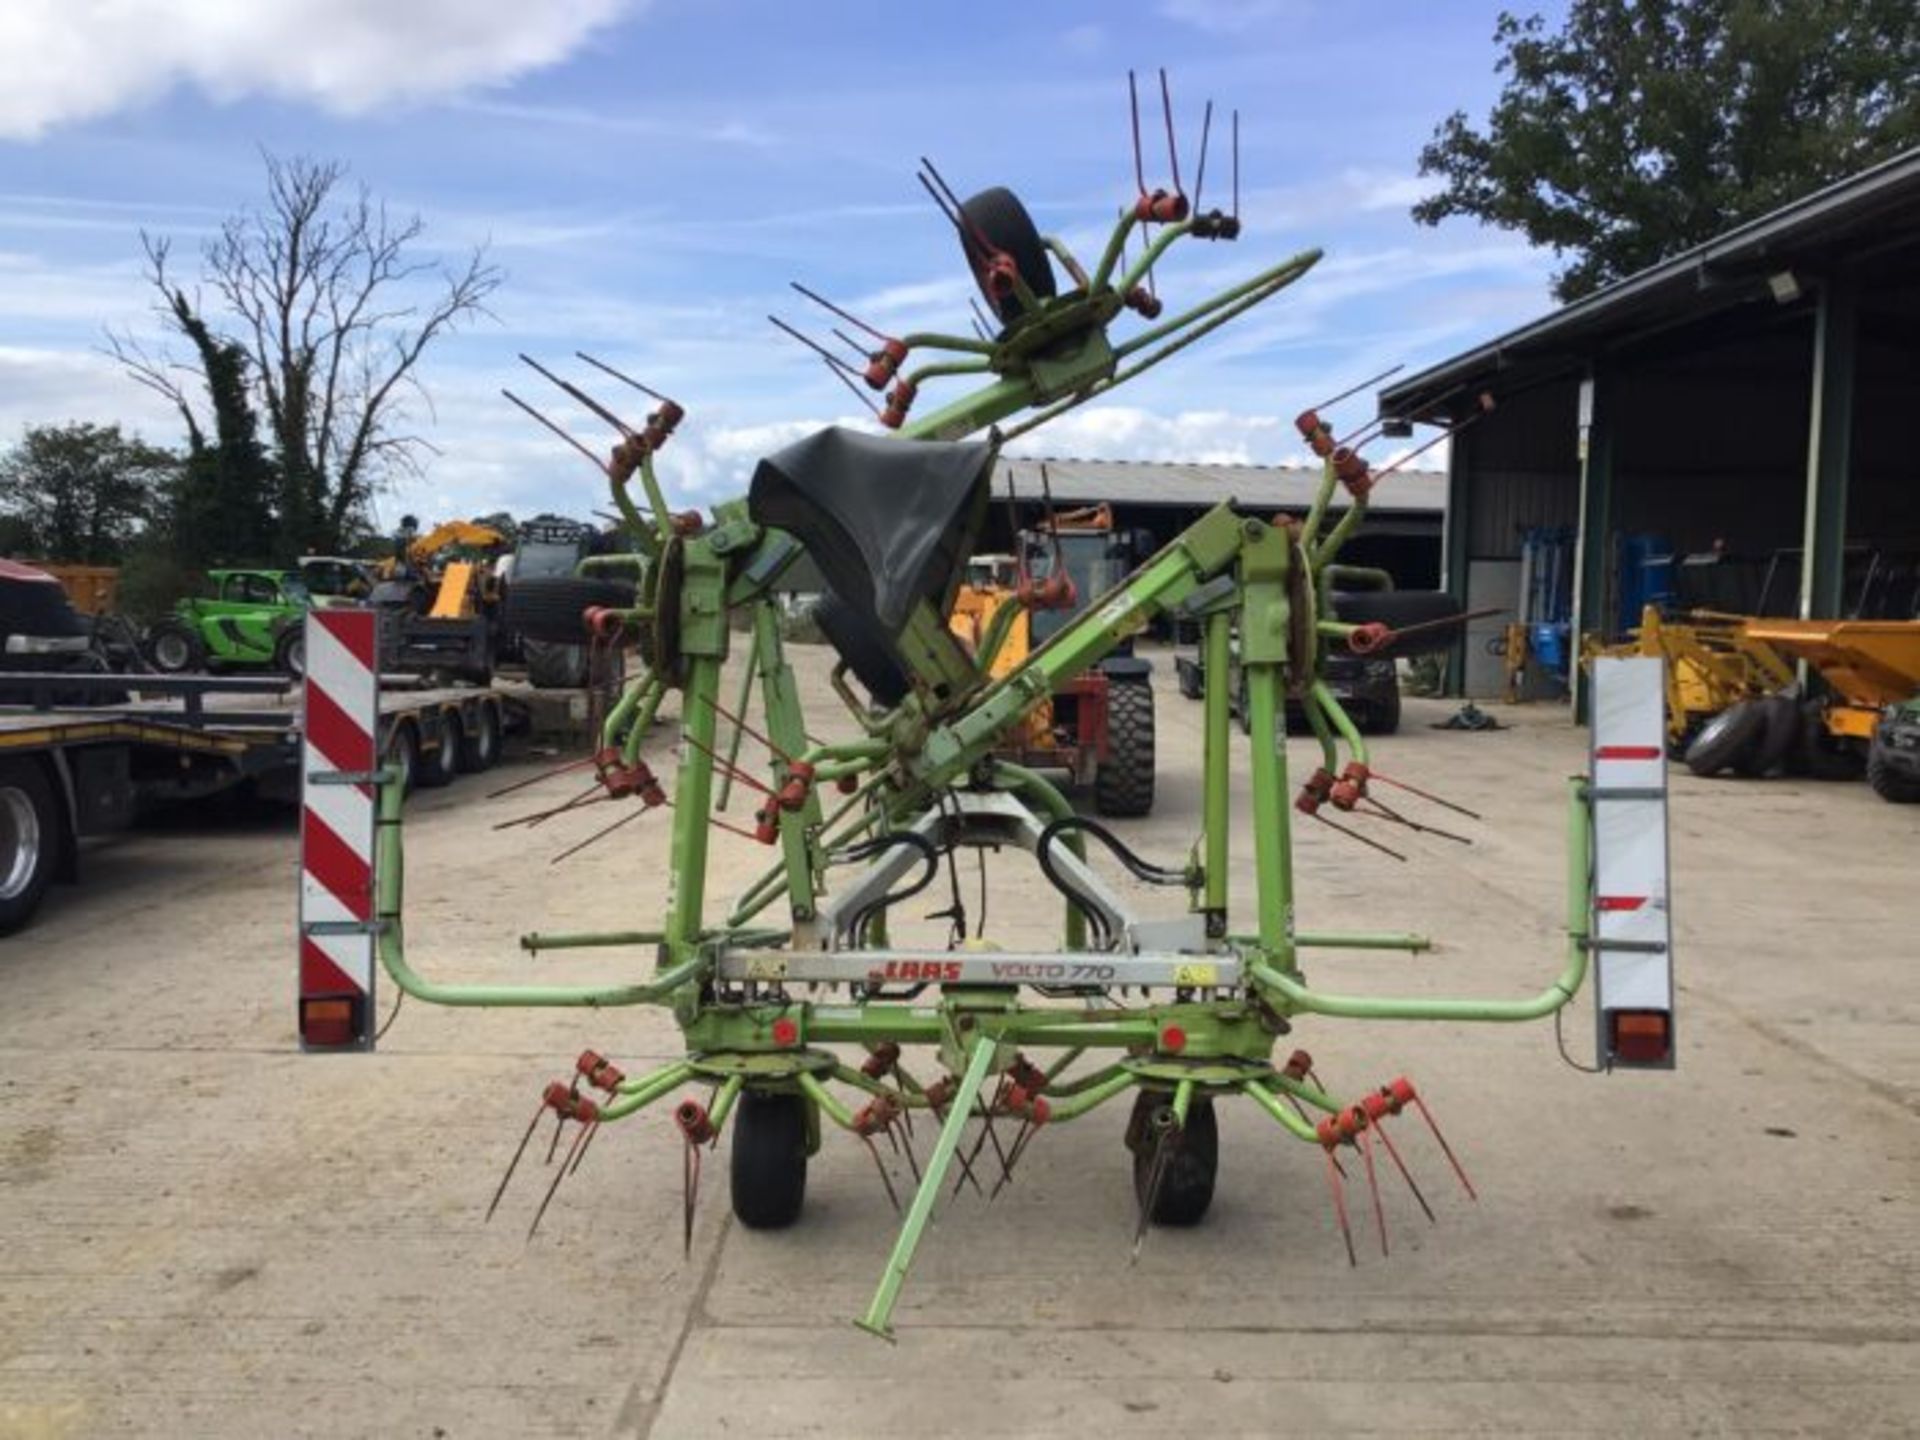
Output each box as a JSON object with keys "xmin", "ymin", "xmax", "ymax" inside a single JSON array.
[{"xmin": 0, "ymin": 0, "xmax": 1568, "ymax": 530}]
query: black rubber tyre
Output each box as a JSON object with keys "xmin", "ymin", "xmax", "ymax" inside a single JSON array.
[
  {"xmin": 812, "ymin": 592, "xmax": 910, "ymax": 707},
  {"xmin": 1176, "ymin": 656, "xmax": 1204, "ymax": 701},
  {"xmin": 145, "ymin": 619, "xmax": 205, "ymax": 675},
  {"xmin": 459, "ymin": 701, "xmax": 502, "ymax": 773},
  {"xmin": 1359, "ymin": 682, "xmax": 1403, "ymax": 736},
  {"xmin": 730, "ymin": 1090, "xmax": 809, "ymax": 1229},
  {"xmin": 273, "ymin": 625, "xmax": 307, "ymax": 680},
  {"xmin": 1735, "ymin": 693, "xmax": 1799, "ymax": 778},
  {"xmin": 1797, "ymin": 703, "xmax": 1865, "ymax": 781},
  {"xmin": 958, "ymin": 186, "xmax": 1056, "ymax": 324},
  {"xmin": 417, "ymin": 714, "xmax": 460, "ymax": 789},
  {"xmin": 0, "ymin": 757, "xmax": 62, "ymax": 937},
  {"xmin": 1327, "ymin": 591, "xmax": 1464, "ymax": 660},
  {"xmin": 1094, "ymin": 678, "xmax": 1156, "ymax": 817},
  {"xmin": 504, "ymin": 576, "xmax": 636, "ymax": 646},
  {"xmin": 1685, "ymin": 700, "xmax": 1767, "ymax": 777},
  {"xmin": 385, "ymin": 720, "xmax": 420, "ymax": 799},
  {"xmin": 1130, "ymin": 1092, "xmax": 1218, "ymax": 1228},
  {"xmin": 524, "ymin": 638, "xmax": 589, "ymax": 690},
  {"xmin": 1867, "ymin": 734, "xmax": 1920, "ymax": 803}
]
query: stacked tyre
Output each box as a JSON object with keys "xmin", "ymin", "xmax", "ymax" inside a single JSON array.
[{"xmin": 1683, "ymin": 694, "xmax": 1861, "ymax": 781}]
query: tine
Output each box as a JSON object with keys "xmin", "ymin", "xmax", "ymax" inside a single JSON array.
[
  {"xmin": 486, "ymin": 753, "xmax": 594, "ymax": 800},
  {"xmin": 1131, "ymin": 1124, "xmax": 1174, "ymax": 1263},
  {"xmin": 551, "ymin": 805, "xmax": 645, "ymax": 866},
  {"xmin": 1370, "ymin": 769, "xmax": 1483, "ymax": 821},
  {"xmin": 574, "ymin": 351, "xmax": 670, "ymax": 404},
  {"xmin": 1413, "ymin": 1094, "xmax": 1478, "ymax": 1201},
  {"xmin": 1158, "ymin": 69, "xmax": 1181, "ymax": 193},
  {"xmin": 528, "ymin": 1123, "xmax": 590, "ymax": 1239},
  {"xmin": 790, "ymin": 281, "xmax": 890, "ymax": 343},
  {"xmin": 1192, "ymin": 99, "xmax": 1214, "ymax": 211},
  {"xmin": 934, "ymin": 1103, "xmax": 985, "ymax": 1197},
  {"xmin": 822, "ymin": 358, "xmax": 881, "ymax": 410},
  {"xmin": 1231, "ymin": 109, "xmax": 1240, "ymax": 218},
  {"xmin": 1323, "ymin": 1148, "xmax": 1358, "ymax": 1267},
  {"xmin": 896, "ymin": 1118, "xmax": 922, "ymax": 1184},
  {"xmin": 568, "ymin": 1120, "xmax": 600, "ymax": 1176},
  {"xmin": 769, "ymin": 315, "xmax": 862, "ymax": 377},
  {"xmin": 1360, "ymin": 1127, "xmax": 1389, "ymax": 1258},
  {"xmin": 683, "ymin": 1137, "xmax": 701, "ymax": 1256},
  {"xmin": 1372, "ymin": 1120, "xmax": 1436, "ymax": 1225},
  {"xmin": 1128, "ymin": 71, "xmax": 1146, "ymax": 195},
  {"xmin": 864, "ymin": 1135, "xmax": 902, "ymax": 1214},
  {"xmin": 502, "ymin": 389, "xmax": 612, "ymax": 475},
  {"xmin": 519, "ymin": 353, "xmax": 639, "ymax": 438},
  {"xmin": 544, "ymin": 1112, "xmax": 567, "ymax": 1165},
  {"xmin": 486, "ymin": 1102, "xmax": 548, "ymax": 1222}
]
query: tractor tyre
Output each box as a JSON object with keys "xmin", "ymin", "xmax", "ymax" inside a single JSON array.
[
  {"xmin": 504, "ymin": 576, "xmax": 636, "ymax": 646},
  {"xmin": 459, "ymin": 700, "xmax": 502, "ymax": 773},
  {"xmin": 1684, "ymin": 701, "xmax": 1767, "ymax": 777},
  {"xmin": 273, "ymin": 625, "xmax": 307, "ymax": 681},
  {"xmin": 524, "ymin": 639, "xmax": 589, "ymax": 690},
  {"xmin": 958, "ymin": 186, "xmax": 1056, "ymax": 325},
  {"xmin": 1093, "ymin": 678, "xmax": 1156, "ymax": 817},
  {"xmin": 0, "ymin": 757, "xmax": 62, "ymax": 937},
  {"xmin": 1130, "ymin": 1091, "xmax": 1218, "ymax": 1228},
  {"xmin": 417, "ymin": 713, "xmax": 461, "ymax": 789},
  {"xmin": 385, "ymin": 720, "xmax": 420, "ymax": 799},
  {"xmin": 1797, "ymin": 703, "xmax": 1865, "ymax": 781},
  {"xmin": 1734, "ymin": 693, "xmax": 1799, "ymax": 777},
  {"xmin": 730, "ymin": 1090, "xmax": 809, "ymax": 1230},
  {"xmin": 1867, "ymin": 735, "xmax": 1920, "ymax": 803},
  {"xmin": 1359, "ymin": 682, "xmax": 1403, "ymax": 736},
  {"xmin": 145, "ymin": 620, "xmax": 205, "ymax": 675}
]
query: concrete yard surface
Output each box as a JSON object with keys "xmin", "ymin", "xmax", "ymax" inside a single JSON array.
[{"xmin": 1, "ymin": 646, "xmax": 1917, "ymax": 1438}]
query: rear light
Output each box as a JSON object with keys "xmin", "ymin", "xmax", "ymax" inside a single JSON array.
[
  {"xmin": 300, "ymin": 995, "xmax": 365, "ymax": 1049},
  {"xmin": 1606, "ymin": 1009, "xmax": 1672, "ymax": 1068}
]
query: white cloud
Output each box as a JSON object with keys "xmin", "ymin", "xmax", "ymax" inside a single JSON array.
[
  {"xmin": 0, "ymin": 0, "xmax": 645, "ymax": 139},
  {"xmin": 1156, "ymin": 0, "xmax": 1301, "ymax": 35},
  {"xmin": 1005, "ymin": 405, "xmax": 1290, "ymax": 466}
]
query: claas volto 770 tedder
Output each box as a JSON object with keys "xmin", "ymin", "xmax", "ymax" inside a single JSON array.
[{"xmin": 297, "ymin": 73, "xmax": 1677, "ymax": 1341}]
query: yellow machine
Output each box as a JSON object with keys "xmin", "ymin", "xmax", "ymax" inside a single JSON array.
[
  {"xmin": 1741, "ymin": 618, "xmax": 1920, "ymax": 739},
  {"xmin": 378, "ymin": 520, "xmax": 507, "ymax": 618},
  {"xmin": 1588, "ymin": 605, "xmax": 1795, "ymax": 749}
]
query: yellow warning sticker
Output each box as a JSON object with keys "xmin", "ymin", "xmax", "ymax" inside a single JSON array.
[{"xmin": 1173, "ymin": 963, "xmax": 1218, "ymax": 986}]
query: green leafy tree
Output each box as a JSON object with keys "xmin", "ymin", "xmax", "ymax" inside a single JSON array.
[
  {"xmin": 0, "ymin": 423, "xmax": 178, "ymax": 564},
  {"xmin": 1413, "ymin": 0, "xmax": 1920, "ymax": 298}
]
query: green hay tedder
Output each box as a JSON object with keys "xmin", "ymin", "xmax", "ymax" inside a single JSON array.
[{"xmin": 302, "ymin": 74, "xmax": 1675, "ymax": 1340}]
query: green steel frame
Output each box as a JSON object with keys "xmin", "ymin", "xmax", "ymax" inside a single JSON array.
[{"xmin": 364, "ymin": 186, "xmax": 1603, "ymax": 1340}]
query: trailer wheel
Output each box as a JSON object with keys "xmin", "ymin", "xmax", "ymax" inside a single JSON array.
[
  {"xmin": 460, "ymin": 701, "xmax": 502, "ymax": 773},
  {"xmin": 1130, "ymin": 1091, "xmax": 1217, "ymax": 1227},
  {"xmin": 146, "ymin": 619, "xmax": 205, "ymax": 675},
  {"xmin": 958, "ymin": 186, "xmax": 1056, "ymax": 324},
  {"xmin": 1359, "ymin": 683, "xmax": 1403, "ymax": 736},
  {"xmin": 1684, "ymin": 700, "xmax": 1766, "ymax": 777},
  {"xmin": 386, "ymin": 721, "xmax": 420, "ymax": 798},
  {"xmin": 730, "ymin": 1090, "xmax": 809, "ymax": 1229},
  {"xmin": 1094, "ymin": 678, "xmax": 1156, "ymax": 817},
  {"xmin": 1867, "ymin": 734, "xmax": 1920, "ymax": 803},
  {"xmin": 0, "ymin": 758, "xmax": 61, "ymax": 936},
  {"xmin": 417, "ymin": 714, "xmax": 461, "ymax": 789}
]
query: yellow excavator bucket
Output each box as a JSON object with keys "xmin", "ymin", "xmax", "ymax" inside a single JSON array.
[{"xmin": 429, "ymin": 560, "xmax": 481, "ymax": 619}]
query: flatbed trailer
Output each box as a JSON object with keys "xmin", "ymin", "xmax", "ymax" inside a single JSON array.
[{"xmin": 0, "ymin": 672, "xmax": 525, "ymax": 935}]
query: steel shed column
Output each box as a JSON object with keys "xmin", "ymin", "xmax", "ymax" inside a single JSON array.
[
  {"xmin": 1441, "ymin": 420, "xmax": 1472, "ymax": 695},
  {"xmin": 1568, "ymin": 367, "xmax": 1613, "ymax": 718},
  {"xmin": 1800, "ymin": 273, "xmax": 1858, "ymax": 619}
]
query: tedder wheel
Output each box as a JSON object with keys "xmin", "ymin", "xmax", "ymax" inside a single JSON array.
[
  {"xmin": 1867, "ymin": 733, "xmax": 1920, "ymax": 803},
  {"xmin": 273, "ymin": 625, "xmax": 307, "ymax": 680},
  {"xmin": 1684, "ymin": 700, "xmax": 1767, "ymax": 777},
  {"xmin": 730, "ymin": 1090, "xmax": 809, "ymax": 1229},
  {"xmin": 957, "ymin": 186, "xmax": 1056, "ymax": 325},
  {"xmin": 1130, "ymin": 1091, "xmax": 1218, "ymax": 1227},
  {"xmin": 1093, "ymin": 678, "xmax": 1156, "ymax": 817},
  {"xmin": 0, "ymin": 758, "xmax": 61, "ymax": 936},
  {"xmin": 145, "ymin": 619, "xmax": 205, "ymax": 675},
  {"xmin": 386, "ymin": 721, "xmax": 420, "ymax": 799},
  {"xmin": 417, "ymin": 714, "xmax": 461, "ymax": 789},
  {"xmin": 459, "ymin": 701, "xmax": 502, "ymax": 773},
  {"xmin": 505, "ymin": 576, "xmax": 637, "ymax": 646}
]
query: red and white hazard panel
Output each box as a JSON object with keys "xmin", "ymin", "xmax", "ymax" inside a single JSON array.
[
  {"xmin": 298, "ymin": 608, "xmax": 380, "ymax": 1051},
  {"xmin": 1588, "ymin": 656, "xmax": 1675, "ymax": 1069}
]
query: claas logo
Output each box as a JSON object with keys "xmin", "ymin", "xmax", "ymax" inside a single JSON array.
[{"xmin": 865, "ymin": 959, "xmax": 964, "ymax": 983}]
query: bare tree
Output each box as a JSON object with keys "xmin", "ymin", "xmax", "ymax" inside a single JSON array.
[{"xmin": 110, "ymin": 153, "xmax": 501, "ymax": 554}]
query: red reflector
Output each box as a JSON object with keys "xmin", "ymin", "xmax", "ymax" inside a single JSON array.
[
  {"xmin": 1609, "ymin": 1009, "xmax": 1671, "ymax": 1065},
  {"xmin": 301, "ymin": 997, "xmax": 358, "ymax": 1048},
  {"xmin": 1595, "ymin": 745, "xmax": 1662, "ymax": 761},
  {"xmin": 1596, "ymin": 895, "xmax": 1647, "ymax": 912},
  {"xmin": 771, "ymin": 1017, "xmax": 799, "ymax": 1047},
  {"xmin": 1159, "ymin": 1024, "xmax": 1187, "ymax": 1054}
]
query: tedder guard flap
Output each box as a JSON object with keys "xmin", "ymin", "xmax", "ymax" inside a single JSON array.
[{"xmin": 1588, "ymin": 655, "xmax": 1675, "ymax": 1070}]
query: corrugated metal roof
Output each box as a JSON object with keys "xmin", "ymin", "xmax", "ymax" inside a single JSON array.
[
  {"xmin": 1378, "ymin": 144, "xmax": 1920, "ymax": 422},
  {"xmin": 1000, "ymin": 457, "xmax": 1445, "ymax": 514}
]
